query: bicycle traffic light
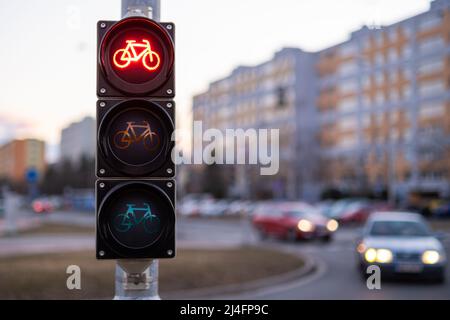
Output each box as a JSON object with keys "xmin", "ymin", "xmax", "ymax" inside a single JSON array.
[
  {"xmin": 96, "ymin": 16, "xmax": 175, "ymax": 260},
  {"xmin": 96, "ymin": 99, "xmax": 174, "ymax": 178},
  {"xmin": 96, "ymin": 180, "xmax": 175, "ymax": 259},
  {"xmin": 97, "ymin": 17, "xmax": 174, "ymax": 97}
]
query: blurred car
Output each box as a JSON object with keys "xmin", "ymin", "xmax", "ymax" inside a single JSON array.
[
  {"xmin": 252, "ymin": 202, "xmax": 339, "ymax": 242},
  {"xmin": 201, "ymin": 199, "xmax": 229, "ymax": 217},
  {"xmin": 32, "ymin": 198, "xmax": 53, "ymax": 214},
  {"xmin": 322, "ymin": 199, "xmax": 354, "ymax": 220},
  {"xmin": 315, "ymin": 200, "xmax": 334, "ymax": 217},
  {"xmin": 356, "ymin": 212, "xmax": 446, "ymax": 282},
  {"xmin": 339, "ymin": 201, "xmax": 393, "ymax": 225},
  {"xmin": 178, "ymin": 194, "xmax": 213, "ymax": 217},
  {"xmin": 338, "ymin": 200, "xmax": 371, "ymax": 224},
  {"xmin": 178, "ymin": 198, "xmax": 201, "ymax": 217},
  {"xmin": 226, "ymin": 200, "xmax": 248, "ymax": 216}
]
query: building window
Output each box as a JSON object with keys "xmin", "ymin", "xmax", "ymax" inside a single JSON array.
[
  {"xmin": 374, "ymin": 52, "xmax": 384, "ymax": 66},
  {"xmin": 339, "ymin": 78, "xmax": 358, "ymax": 94},
  {"xmin": 276, "ymin": 87, "xmax": 287, "ymax": 108},
  {"xmin": 338, "ymin": 61, "xmax": 358, "ymax": 77},
  {"xmin": 418, "ymin": 58, "xmax": 444, "ymax": 75},
  {"xmin": 337, "ymin": 134, "xmax": 357, "ymax": 149},
  {"xmin": 419, "ymin": 102, "xmax": 445, "ymax": 118},
  {"xmin": 339, "ymin": 42, "xmax": 357, "ymax": 57},
  {"xmin": 418, "ymin": 36, "xmax": 444, "ymax": 53},
  {"xmin": 419, "ymin": 80, "xmax": 445, "ymax": 97},
  {"xmin": 338, "ymin": 116, "xmax": 358, "ymax": 131},
  {"xmin": 388, "ymin": 48, "xmax": 397, "ymax": 62},
  {"xmin": 338, "ymin": 96, "xmax": 358, "ymax": 112},
  {"xmin": 400, "ymin": 45, "xmax": 413, "ymax": 60},
  {"xmin": 418, "ymin": 12, "xmax": 442, "ymax": 31}
]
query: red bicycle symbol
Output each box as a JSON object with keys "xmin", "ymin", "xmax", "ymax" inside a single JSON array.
[{"xmin": 113, "ymin": 39, "xmax": 161, "ymax": 72}]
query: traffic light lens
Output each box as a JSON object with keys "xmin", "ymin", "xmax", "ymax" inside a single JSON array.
[
  {"xmin": 109, "ymin": 107, "xmax": 165, "ymax": 166},
  {"xmin": 98, "ymin": 99, "xmax": 174, "ymax": 176},
  {"xmin": 101, "ymin": 183, "xmax": 173, "ymax": 249},
  {"xmin": 109, "ymin": 31, "xmax": 164, "ymax": 84},
  {"xmin": 99, "ymin": 17, "xmax": 174, "ymax": 95}
]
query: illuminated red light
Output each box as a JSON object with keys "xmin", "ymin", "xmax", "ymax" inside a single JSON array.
[
  {"xmin": 113, "ymin": 39, "xmax": 161, "ymax": 72},
  {"xmin": 98, "ymin": 16, "xmax": 174, "ymax": 95}
]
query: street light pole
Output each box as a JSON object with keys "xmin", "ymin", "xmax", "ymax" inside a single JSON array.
[{"xmin": 113, "ymin": 0, "xmax": 162, "ymax": 300}]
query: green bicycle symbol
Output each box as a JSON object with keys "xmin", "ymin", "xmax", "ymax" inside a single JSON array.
[{"xmin": 113, "ymin": 203, "xmax": 161, "ymax": 234}]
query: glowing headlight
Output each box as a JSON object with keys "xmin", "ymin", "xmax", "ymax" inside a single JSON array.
[
  {"xmin": 364, "ymin": 248, "xmax": 377, "ymax": 263},
  {"xmin": 326, "ymin": 219, "xmax": 339, "ymax": 232},
  {"xmin": 298, "ymin": 219, "xmax": 314, "ymax": 232},
  {"xmin": 364, "ymin": 248, "xmax": 393, "ymax": 263},
  {"xmin": 422, "ymin": 250, "xmax": 440, "ymax": 264},
  {"xmin": 376, "ymin": 249, "xmax": 393, "ymax": 263}
]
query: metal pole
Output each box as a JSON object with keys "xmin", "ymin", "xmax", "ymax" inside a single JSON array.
[
  {"xmin": 114, "ymin": 0, "xmax": 161, "ymax": 300},
  {"xmin": 2, "ymin": 186, "xmax": 17, "ymax": 236},
  {"xmin": 114, "ymin": 259, "xmax": 159, "ymax": 300}
]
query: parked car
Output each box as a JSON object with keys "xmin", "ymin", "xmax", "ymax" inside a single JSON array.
[
  {"xmin": 338, "ymin": 200, "xmax": 371, "ymax": 224},
  {"xmin": 226, "ymin": 200, "xmax": 250, "ymax": 216},
  {"xmin": 322, "ymin": 199, "xmax": 354, "ymax": 220},
  {"xmin": 252, "ymin": 202, "xmax": 339, "ymax": 242},
  {"xmin": 356, "ymin": 212, "xmax": 446, "ymax": 282},
  {"xmin": 32, "ymin": 198, "xmax": 53, "ymax": 214},
  {"xmin": 178, "ymin": 194, "xmax": 213, "ymax": 217},
  {"xmin": 204, "ymin": 199, "xmax": 229, "ymax": 216},
  {"xmin": 339, "ymin": 201, "xmax": 393, "ymax": 225}
]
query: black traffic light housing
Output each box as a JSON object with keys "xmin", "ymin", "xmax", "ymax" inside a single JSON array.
[
  {"xmin": 96, "ymin": 16, "xmax": 176, "ymax": 260},
  {"xmin": 96, "ymin": 179, "xmax": 175, "ymax": 259}
]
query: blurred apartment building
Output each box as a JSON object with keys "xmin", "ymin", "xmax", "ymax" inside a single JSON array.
[
  {"xmin": 193, "ymin": 0, "xmax": 450, "ymax": 201},
  {"xmin": 0, "ymin": 139, "xmax": 46, "ymax": 183},
  {"xmin": 60, "ymin": 116, "xmax": 95, "ymax": 163}
]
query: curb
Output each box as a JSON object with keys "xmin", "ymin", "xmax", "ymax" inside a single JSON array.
[{"xmin": 162, "ymin": 246, "xmax": 317, "ymax": 300}]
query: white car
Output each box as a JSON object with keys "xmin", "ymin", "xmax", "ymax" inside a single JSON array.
[{"xmin": 357, "ymin": 212, "xmax": 447, "ymax": 282}]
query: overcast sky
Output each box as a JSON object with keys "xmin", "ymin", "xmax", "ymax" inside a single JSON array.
[{"xmin": 0, "ymin": 0, "xmax": 431, "ymax": 162}]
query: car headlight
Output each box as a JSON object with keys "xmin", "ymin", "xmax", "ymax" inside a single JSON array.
[
  {"xmin": 376, "ymin": 249, "xmax": 393, "ymax": 263},
  {"xmin": 364, "ymin": 248, "xmax": 393, "ymax": 263},
  {"xmin": 364, "ymin": 248, "xmax": 377, "ymax": 263},
  {"xmin": 422, "ymin": 250, "xmax": 440, "ymax": 264},
  {"xmin": 298, "ymin": 219, "xmax": 314, "ymax": 232},
  {"xmin": 326, "ymin": 219, "xmax": 339, "ymax": 232}
]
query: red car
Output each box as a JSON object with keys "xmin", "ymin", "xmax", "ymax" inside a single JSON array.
[
  {"xmin": 339, "ymin": 201, "xmax": 393, "ymax": 225},
  {"xmin": 252, "ymin": 202, "xmax": 338, "ymax": 242},
  {"xmin": 32, "ymin": 199, "xmax": 53, "ymax": 214}
]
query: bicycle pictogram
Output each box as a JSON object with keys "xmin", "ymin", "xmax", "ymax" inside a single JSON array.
[
  {"xmin": 113, "ymin": 121, "xmax": 160, "ymax": 151},
  {"xmin": 113, "ymin": 203, "xmax": 161, "ymax": 234},
  {"xmin": 113, "ymin": 39, "xmax": 161, "ymax": 72}
]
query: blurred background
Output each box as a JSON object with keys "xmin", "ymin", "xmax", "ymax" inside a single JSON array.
[{"xmin": 0, "ymin": 0, "xmax": 450, "ymax": 299}]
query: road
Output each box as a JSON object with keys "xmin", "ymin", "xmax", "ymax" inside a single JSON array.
[
  {"xmin": 1, "ymin": 211, "xmax": 450, "ymax": 299},
  {"xmin": 175, "ymin": 217, "xmax": 450, "ymax": 299}
]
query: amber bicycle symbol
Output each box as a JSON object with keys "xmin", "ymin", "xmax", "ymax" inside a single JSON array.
[
  {"xmin": 113, "ymin": 39, "xmax": 161, "ymax": 71},
  {"xmin": 113, "ymin": 121, "xmax": 160, "ymax": 151}
]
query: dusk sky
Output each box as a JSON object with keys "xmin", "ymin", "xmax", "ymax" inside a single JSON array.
[{"xmin": 0, "ymin": 0, "xmax": 431, "ymax": 162}]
